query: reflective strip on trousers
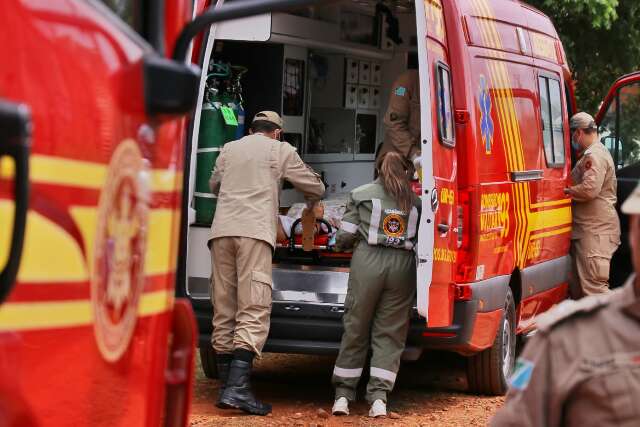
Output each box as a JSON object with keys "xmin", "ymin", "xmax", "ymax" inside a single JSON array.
[
  {"xmin": 340, "ymin": 221, "xmax": 358, "ymax": 234},
  {"xmin": 368, "ymin": 198, "xmax": 382, "ymax": 245},
  {"xmin": 333, "ymin": 366, "xmax": 363, "ymax": 378},
  {"xmin": 370, "ymin": 367, "xmax": 397, "ymax": 384}
]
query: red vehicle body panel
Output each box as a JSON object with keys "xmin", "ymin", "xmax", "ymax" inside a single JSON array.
[
  {"xmin": 421, "ymin": 0, "xmax": 573, "ymax": 340},
  {"xmin": 0, "ymin": 1, "xmax": 196, "ymax": 426}
]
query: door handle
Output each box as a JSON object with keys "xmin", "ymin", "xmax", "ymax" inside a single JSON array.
[
  {"xmin": 0, "ymin": 100, "xmax": 31, "ymax": 304},
  {"xmin": 437, "ymin": 223, "xmax": 450, "ymax": 233}
]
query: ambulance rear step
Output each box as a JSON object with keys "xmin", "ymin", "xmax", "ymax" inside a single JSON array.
[{"xmin": 270, "ymin": 264, "xmax": 348, "ymax": 319}]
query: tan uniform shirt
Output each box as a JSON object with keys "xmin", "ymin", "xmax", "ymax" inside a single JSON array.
[
  {"xmin": 491, "ymin": 275, "xmax": 640, "ymax": 426},
  {"xmin": 209, "ymin": 134, "xmax": 325, "ymax": 248},
  {"xmin": 569, "ymin": 142, "xmax": 620, "ymax": 239},
  {"xmin": 378, "ymin": 70, "xmax": 420, "ymax": 167}
]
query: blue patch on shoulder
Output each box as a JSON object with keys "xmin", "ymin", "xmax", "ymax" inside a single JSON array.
[
  {"xmin": 395, "ymin": 86, "xmax": 407, "ymax": 96},
  {"xmin": 509, "ymin": 358, "xmax": 535, "ymax": 390}
]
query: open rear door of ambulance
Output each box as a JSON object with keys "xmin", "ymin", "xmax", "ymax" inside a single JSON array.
[
  {"xmin": 595, "ymin": 71, "xmax": 640, "ymax": 287},
  {"xmin": 414, "ymin": 0, "xmax": 436, "ymax": 324}
]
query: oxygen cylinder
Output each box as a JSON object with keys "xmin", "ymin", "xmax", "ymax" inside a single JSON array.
[
  {"xmin": 194, "ymin": 64, "xmax": 230, "ymax": 225},
  {"xmin": 221, "ymin": 91, "xmax": 239, "ymax": 144},
  {"xmin": 235, "ymin": 103, "xmax": 245, "ymax": 139}
]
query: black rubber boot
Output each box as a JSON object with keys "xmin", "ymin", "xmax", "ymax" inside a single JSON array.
[
  {"xmin": 219, "ymin": 359, "xmax": 272, "ymax": 415},
  {"xmin": 215, "ymin": 358, "xmax": 231, "ymax": 408}
]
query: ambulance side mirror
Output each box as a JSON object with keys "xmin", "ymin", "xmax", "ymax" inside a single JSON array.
[{"xmin": 144, "ymin": 56, "xmax": 200, "ymax": 115}]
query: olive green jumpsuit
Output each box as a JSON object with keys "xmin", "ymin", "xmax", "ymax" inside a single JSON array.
[{"xmin": 332, "ymin": 180, "xmax": 420, "ymax": 404}]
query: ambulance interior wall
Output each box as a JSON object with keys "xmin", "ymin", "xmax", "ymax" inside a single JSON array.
[
  {"xmin": 211, "ymin": 40, "xmax": 285, "ymax": 129},
  {"xmin": 185, "ymin": 11, "xmax": 418, "ymax": 291},
  {"xmin": 198, "ymin": 13, "xmax": 417, "ymax": 211}
]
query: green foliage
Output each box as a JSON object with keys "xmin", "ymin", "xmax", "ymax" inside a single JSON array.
[{"xmin": 526, "ymin": 0, "xmax": 640, "ymax": 112}]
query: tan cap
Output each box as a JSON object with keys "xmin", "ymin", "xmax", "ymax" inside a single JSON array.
[
  {"xmin": 622, "ymin": 181, "xmax": 640, "ymax": 215},
  {"xmin": 570, "ymin": 112, "xmax": 597, "ymax": 131},
  {"xmin": 252, "ymin": 111, "xmax": 283, "ymax": 128}
]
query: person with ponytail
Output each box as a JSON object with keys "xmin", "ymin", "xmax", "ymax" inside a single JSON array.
[{"xmin": 330, "ymin": 151, "xmax": 420, "ymax": 418}]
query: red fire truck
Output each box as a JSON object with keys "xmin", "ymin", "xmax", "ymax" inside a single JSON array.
[
  {"xmin": 181, "ymin": 0, "xmax": 637, "ymax": 397},
  {"xmin": 0, "ymin": 0, "xmax": 321, "ymax": 425}
]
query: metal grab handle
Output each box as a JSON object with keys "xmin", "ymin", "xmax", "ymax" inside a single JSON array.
[
  {"xmin": 0, "ymin": 100, "xmax": 31, "ymax": 304},
  {"xmin": 437, "ymin": 223, "xmax": 450, "ymax": 233},
  {"xmin": 288, "ymin": 217, "xmax": 333, "ymax": 251}
]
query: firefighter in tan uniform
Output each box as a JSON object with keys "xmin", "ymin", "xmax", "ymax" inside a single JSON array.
[
  {"xmin": 331, "ymin": 152, "xmax": 420, "ymax": 418},
  {"xmin": 491, "ymin": 181, "xmax": 640, "ymax": 427},
  {"xmin": 565, "ymin": 112, "xmax": 620, "ymax": 298},
  {"xmin": 377, "ymin": 69, "xmax": 421, "ymax": 171},
  {"xmin": 208, "ymin": 111, "xmax": 325, "ymax": 415}
]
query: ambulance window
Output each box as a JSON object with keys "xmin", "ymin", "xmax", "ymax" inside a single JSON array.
[
  {"xmin": 539, "ymin": 76, "xmax": 565, "ymax": 167},
  {"xmin": 600, "ymin": 82, "xmax": 640, "ymax": 169},
  {"xmin": 436, "ymin": 64, "xmax": 455, "ymax": 147},
  {"xmin": 98, "ymin": 0, "xmax": 144, "ymax": 34}
]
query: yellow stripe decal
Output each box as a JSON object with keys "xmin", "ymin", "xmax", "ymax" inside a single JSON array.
[
  {"xmin": 530, "ymin": 198, "xmax": 572, "ymax": 209},
  {"xmin": 1, "ymin": 155, "xmax": 181, "ymax": 193},
  {"xmin": 529, "ymin": 206, "xmax": 572, "ymax": 231},
  {"xmin": 70, "ymin": 207, "xmax": 179, "ymax": 277},
  {"xmin": 0, "ymin": 290, "xmax": 173, "ymax": 331},
  {"xmin": 530, "ymin": 226, "xmax": 572, "ymax": 241}
]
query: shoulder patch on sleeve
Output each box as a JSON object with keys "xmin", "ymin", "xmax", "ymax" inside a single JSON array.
[
  {"xmin": 509, "ymin": 358, "xmax": 535, "ymax": 390},
  {"xmin": 584, "ymin": 159, "xmax": 592, "ymax": 170},
  {"xmin": 536, "ymin": 294, "xmax": 611, "ymax": 332},
  {"xmin": 395, "ymin": 86, "xmax": 407, "ymax": 96}
]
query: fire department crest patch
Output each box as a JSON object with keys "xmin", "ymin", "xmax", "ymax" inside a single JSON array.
[
  {"xmin": 91, "ymin": 140, "xmax": 150, "ymax": 362},
  {"xmin": 383, "ymin": 213, "xmax": 406, "ymax": 238}
]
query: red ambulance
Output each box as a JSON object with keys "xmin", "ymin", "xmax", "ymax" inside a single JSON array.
[
  {"xmin": 182, "ymin": 0, "xmax": 632, "ymax": 397},
  {"xmin": 0, "ymin": 0, "xmax": 321, "ymax": 425}
]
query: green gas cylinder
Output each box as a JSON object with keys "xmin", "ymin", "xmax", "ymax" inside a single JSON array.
[{"xmin": 194, "ymin": 100, "xmax": 224, "ymax": 225}]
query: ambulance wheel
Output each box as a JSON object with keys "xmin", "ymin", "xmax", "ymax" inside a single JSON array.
[
  {"xmin": 199, "ymin": 346, "xmax": 219, "ymax": 379},
  {"xmin": 466, "ymin": 288, "xmax": 516, "ymax": 395}
]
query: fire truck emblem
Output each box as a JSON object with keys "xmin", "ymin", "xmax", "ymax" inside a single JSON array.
[
  {"xmin": 383, "ymin": 213, "xmax": 406, "ymax": 238},
  {"xmin": 479, "ymin": 75, "xmax": 494, "ymax": 154},
  {"xmin": 91, "ymin": 140, "xmax": 150, "ymax": 362}
]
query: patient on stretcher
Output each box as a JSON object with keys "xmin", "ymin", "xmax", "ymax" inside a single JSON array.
[{"xmin": 276, "ymin": 197, "xmax": 347, "ymax": 245}]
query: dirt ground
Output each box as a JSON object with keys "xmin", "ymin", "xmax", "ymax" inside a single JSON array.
[{"xmin": 189, "ymin": 352, "xmax": 504, "ymax": 426}]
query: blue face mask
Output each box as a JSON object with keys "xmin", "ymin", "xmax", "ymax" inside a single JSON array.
[
  {"xmin": 571, "ymin": 140, "xmax": 581, "ymax": 151},
  {"xmin": 571, "ymin": 131, "xmax": 581, "ymax": 151}
]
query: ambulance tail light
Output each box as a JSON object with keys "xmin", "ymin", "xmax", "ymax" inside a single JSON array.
[
  {"xmin": 164, "ymin": 299, "xmax": 197, "ymax": 427},
  {"xmin": 455, "ymin": 189, "xmax": 474, "ymax": 283},
  {"xmin": 453, "ymin": 283, "xmax": 473, "ymax": 301}
]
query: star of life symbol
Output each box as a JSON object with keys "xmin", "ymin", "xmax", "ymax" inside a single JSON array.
[
  {"xmin": 479, "ymin": 75, "xmax": 494, "ymax": 154},
  {"xmin": 92, "ymin": 140, "xmax": 149, "ymax": 363}
]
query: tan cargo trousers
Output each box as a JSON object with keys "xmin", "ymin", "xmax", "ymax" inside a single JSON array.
[
  {"xmin": 569, "ymin": 234, "xmax": 620, "ymax": 299},
  {"xmin": 210, "ymin": 237, "xmax": 273, "ymax": 356}
]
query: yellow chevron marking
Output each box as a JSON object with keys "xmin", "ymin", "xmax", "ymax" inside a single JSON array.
[
  {"xmin": 530, "ymin": 226, "xmax": 572, "ymax": 241},
  {"xmin": 0, "ymin": 290, "xmax": 173, "ymax": 331},
  {"xmin": 0, "ymin": 201, "xmax": 88, "ymax": 283},
  {"xmin": 0, "ymin": 155, "xmax": 181, "ymax": 193}
]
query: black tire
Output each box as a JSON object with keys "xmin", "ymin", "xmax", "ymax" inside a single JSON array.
[
  {"xmin": 199, "ymin": 345, "xmax": 219, "ymax": 379},
  {"xmin": 466, "ymin": 288, "xmax": 516, "ymax": 395}
]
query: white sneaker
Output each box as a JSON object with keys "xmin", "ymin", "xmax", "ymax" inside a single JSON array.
[
  {"xmin": 332, "ymin": 397, "xmax": 349, "ymax": 416},
  {"xmin": 369, "ymin": 399, "xmax": 387, "ymax": 418}
]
